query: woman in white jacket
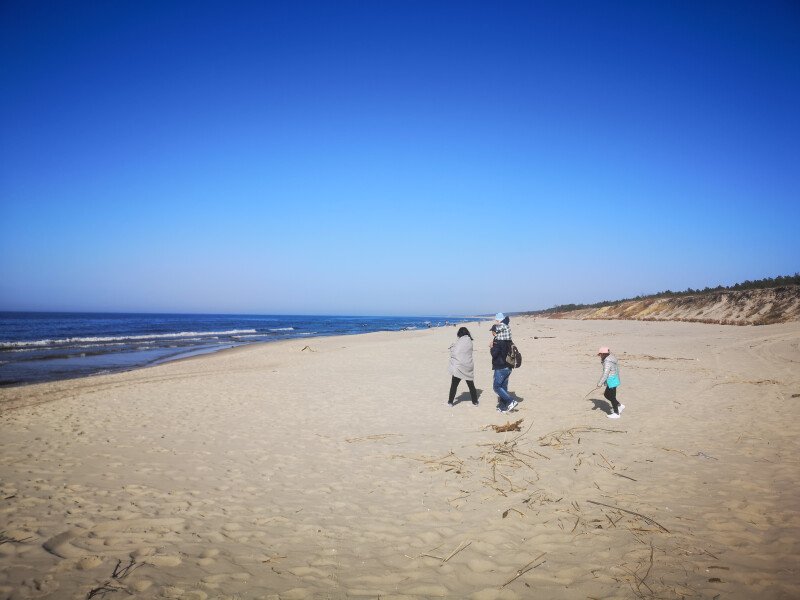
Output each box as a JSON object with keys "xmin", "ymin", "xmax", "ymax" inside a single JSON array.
[{"xmin": 448, "ymin": 327, "xmax": 478, "ymax": 406}]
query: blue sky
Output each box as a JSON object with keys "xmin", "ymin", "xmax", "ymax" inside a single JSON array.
[{"xmin": 1, "ymin": 1, "xmax": 798, "ymax": 316}]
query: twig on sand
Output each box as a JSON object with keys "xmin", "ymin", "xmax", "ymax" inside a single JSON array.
[
  {"xmin": 442, "ymin": 540, "xmax": 472, "ymax": 564},
  {"xmin": 539, "ymin": 427, "xmax": 625, "ymax": 449},
  {"xmin": 510, "ymin": 422, "xmax": 535, "ymax": 443},
  {"xmin": 0, "ymin": 531, "xmax": 33, "ymax": 545},
  {"xmin": 86, "ymin": 559, "xmax": 138, "ymax": 599},
  {"xmin": 502, "ymin": 508, "xmax": 525, "ymax": 519},
  {"xmin": 501, "ymin": 552, "xmax": 547, "ymax": 587},
  {"xmin": 406, "ymin": 543, "xmax": 444, "ymax": 560},
  {"xmin": 641, "ymin": 542, "xmax": 654, "ymax": 589},
  {"xmin": 86, "ymin": 584, "xmax": 126, "ymax": 599},
  {"xmin": 261, "ymin": 554, "xmax": 287, "ymax": 563},
  {"xmin": 693, "ymin": 451, "xmax": 718, "ymax": 460},
  {"xmin": 345, "ymin": 433, "xmax": 402, "ymax": 443},
  {"xmin": 300, "ymin": 345, "xmax": 316, "ymax": 352},
  {"xmin": 447, "ymin": 490, "xmax": 472, "ymax": 504},
  {"xmin": 582, "ymin": 386, "xmax": 600, "ymax": 399},
  {"xmin": 661, "ymin": 447, "xmax": 688, "ymax": 456},
  {"xmin": 597, "ymin": 452, "xmax": 615, "ymax": 470},
  {"xmin": 613, "ymin": 472, "xmax": 637, "ymax": 481},
  {"xmin": 587, "ymin": 500, "xmax": 670, "ymax": 533},
  {"xmin": 112, "ymin": 558, "xmax": 137, "ymax": 579}
]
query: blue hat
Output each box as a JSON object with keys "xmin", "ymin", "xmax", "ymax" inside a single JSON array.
[{"xmin": 495, "ymin": 312, "xmax": 505, "ymax": 321}]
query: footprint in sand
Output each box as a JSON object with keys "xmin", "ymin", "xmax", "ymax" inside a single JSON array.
[
  {"xmin": 76, "ymin": 555, "xmax": 103, "ymax": 570},
  {"xmin": 160, "ymin": 587, "xmax": 208, "ymax": 599},
  {"xmin": 128, "ymin": 579, "xmax": 153, "ymax": 592},
  {"xmin": 42, "ymin": 529, "xmax": 87, "ymax": 558},
  {"xmin": 197, "ymin": 548, "xmax": 219, "ymax": 566},
  {"xmin": 144, "ymin": 554, "xmax": 182, "ymax": 567},
  {"xmin": 470, "ymin": 588, "xmax": 521, "ymax": 600}
]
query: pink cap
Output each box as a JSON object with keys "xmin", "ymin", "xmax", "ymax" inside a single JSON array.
[{"xmin": 597, "ymin": 347, "xmax": 610, "ymax": 355}]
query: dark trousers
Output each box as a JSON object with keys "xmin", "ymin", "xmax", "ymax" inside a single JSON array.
[
  {"xmin": 604, "ymin": 385, "xmax": 620, "ymax": 414},
  {"xmin": 449, "ymin": 376, "xmax": 478, "ymax": 404}
]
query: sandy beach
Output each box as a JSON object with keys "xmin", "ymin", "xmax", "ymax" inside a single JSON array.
[{"xmin": 1, "ymin": 317, "xmax": 798, "ymax": 599}]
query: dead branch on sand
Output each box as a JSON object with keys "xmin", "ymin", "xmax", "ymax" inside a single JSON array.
[
  {"xmin": 487, "ymin": 418, "xmax": 524, "ymax": 433},
  {"xmin": 391, "ymin": 451, "xmax": 468, "ymax": 475},
  {"xmin": 538, "ymin": 426, "xmax": 625, "ymax": 449},
  {"xmin": 345, "ymin": 433, "xmax": 403, "ymax": 443},
  {"xmin": 587, "ymin": 500, "xmax": 670, "ymax": 533},
  {"xmin": 0, "ymin": 531, "xmax": 33, "ymax": 545},
  {"xmin": 501, "ymin": 552, "xmax": 547, "ymax": 587},
  {"xmin": 441, "ymin": 540, "xmax": 472, "ymax": 564},
  {"xmin": 86, "ymin": 558, "xmax": 138, "ymax": 599}
]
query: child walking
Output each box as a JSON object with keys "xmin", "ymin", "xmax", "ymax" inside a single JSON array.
[{"xmin": 597, "ymin": 347, "xmax": 624, "ymax": 419}]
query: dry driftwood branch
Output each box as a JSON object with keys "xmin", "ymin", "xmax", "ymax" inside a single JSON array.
[
  {"xmin": 587, "ymin": 500, "xmax": 670, "ymax": 533},
  {"xmin": 489, "ymin": 419, "xmax": 524, "ymax": 432}
]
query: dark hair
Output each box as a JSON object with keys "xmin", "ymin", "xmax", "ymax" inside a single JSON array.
[
  {"xmin": 457, "ymin": 327, "xmax": 473, "ymax": 340},
  {"xmin": 502, "ymin": 316, "xmax": 510, "ymax": 325}
]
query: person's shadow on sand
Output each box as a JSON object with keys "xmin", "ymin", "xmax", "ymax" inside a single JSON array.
[
  {"xmin": 451, "ymin": 391, "xmax": 525, "ymax": 407},
  {"xmin": 588, "ymin": 398, "xmax": 614, "ymax": 415},
  {"xmin": 452, "ymin": 389, "xmax": 484, "ymax": 405}
]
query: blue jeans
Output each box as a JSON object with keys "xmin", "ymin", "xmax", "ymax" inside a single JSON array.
[{"xmin": 493, "ymin": 368, "xmax": 513, "ymax": 407}]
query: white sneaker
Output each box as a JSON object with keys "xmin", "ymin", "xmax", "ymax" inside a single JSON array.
[
  {"xmin": 618, "ymin": 404, "xmax": 625, "ymax": 413},
  {"xmin": 507, "ymin": 400, "xmax": 518, "ymax": 411},
  {"xmin": 607, "ymin": 412, "xmax": 621, "ymax": 419}
]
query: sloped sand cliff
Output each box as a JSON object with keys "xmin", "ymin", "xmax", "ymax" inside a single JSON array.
[{"xmin": 545, "ymin": 286, "xmax": 800, "ymax": 326}]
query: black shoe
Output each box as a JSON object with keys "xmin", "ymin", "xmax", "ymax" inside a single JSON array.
[{"xmin": 472, "ymin": 401, "xmax": 479, "ymax": 406}]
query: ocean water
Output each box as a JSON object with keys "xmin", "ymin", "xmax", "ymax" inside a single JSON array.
[{"xmin": 0, "ymin": 312, "xmax": 471, "ymax": 387}]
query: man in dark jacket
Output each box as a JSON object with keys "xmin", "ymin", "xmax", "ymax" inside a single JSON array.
[{"xmin": 490, "ymin": 325, "xmax": 517, "ymax": 413}]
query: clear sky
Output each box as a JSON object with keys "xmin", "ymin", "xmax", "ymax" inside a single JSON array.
[{"xmin": 1, "ymin": 1, "xmax": 798, "ymax": 316}]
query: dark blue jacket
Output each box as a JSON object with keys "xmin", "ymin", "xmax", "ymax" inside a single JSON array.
[{"xmin": 491, "ymin": 340, "xmax": 512, "ymax": 370}]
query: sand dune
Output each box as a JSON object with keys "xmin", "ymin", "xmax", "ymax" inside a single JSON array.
[
  {"xmin": 544, "ymin": 285, "xmax": 800, "ymax": 325},
  {"xmin": 1, "ymin": 318, "xmax": 799, "ymax": 599}
]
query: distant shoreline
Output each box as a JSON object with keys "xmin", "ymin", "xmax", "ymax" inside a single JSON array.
[{"xmin": 0, "ymin": 312, "xmax": 479, "ymax": 388}]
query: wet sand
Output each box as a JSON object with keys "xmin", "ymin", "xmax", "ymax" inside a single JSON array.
[{"xmin": 1, "ymin": 317, "xmax": 798, "ymax": 599}]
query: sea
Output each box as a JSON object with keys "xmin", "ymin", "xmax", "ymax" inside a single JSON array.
[{"xmin": 0, "ymin": 312, "xmax": 473, "ymax": 387}]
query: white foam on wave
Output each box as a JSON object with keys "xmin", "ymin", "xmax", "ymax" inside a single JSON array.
[
  {"xmin": 269, "ymin": 327, "xmax": 295, "ymax": 331},
  {"xmin": 0, "ymin": 329, "xmax": 258, "ymax": 349}
]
